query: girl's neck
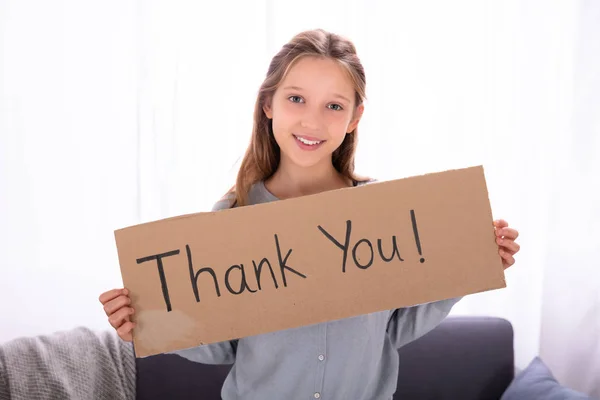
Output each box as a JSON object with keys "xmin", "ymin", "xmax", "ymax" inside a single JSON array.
[{"xmin": 265, "ymin": 157, "xmax": 352, "ymax": 199}]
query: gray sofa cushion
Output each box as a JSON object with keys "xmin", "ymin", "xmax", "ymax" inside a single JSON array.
[{"xmin": 501, "ymin": 357, "xmax": 593, "ymax": 400}]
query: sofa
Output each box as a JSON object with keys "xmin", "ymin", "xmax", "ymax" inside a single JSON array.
[
  {"xmin": 136, "ymin": 316, "xmax": 515, "ymax": 400},
  {"xmin": 2, "ymin": 316, "xmax": 593, "ymax": 399}
]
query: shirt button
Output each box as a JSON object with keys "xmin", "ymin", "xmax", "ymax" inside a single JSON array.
[
  {"xmin": 314, "ymin": 393, "xmax": 321, "ymax": 399},
  {"xmin": 318, "ymin": 354, "xmax": 325, "ymax": 361}
]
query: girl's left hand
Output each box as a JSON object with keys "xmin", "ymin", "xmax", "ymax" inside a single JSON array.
[{"xmin": 494, "ymin": 219, "xmax": 520, "ymax": 269}]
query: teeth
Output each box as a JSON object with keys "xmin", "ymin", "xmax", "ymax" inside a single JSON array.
[{"xmin": 296, "ymin": 135, "xmax": 322, "ymax": 145}]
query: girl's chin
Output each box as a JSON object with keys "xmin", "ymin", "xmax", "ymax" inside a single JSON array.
[{"xmin": 283, "ymin": 154, "xmax": 334, "ymax": 170}]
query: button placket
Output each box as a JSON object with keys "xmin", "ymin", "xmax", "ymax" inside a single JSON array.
[{"xmin": 313, "ymin": 322, "xmax": 327, "ymax": 399}]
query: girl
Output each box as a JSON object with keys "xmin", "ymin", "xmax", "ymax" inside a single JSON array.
[{"xmin": 99, "ymin": 29, "xmax": 520, "ymax": 400}]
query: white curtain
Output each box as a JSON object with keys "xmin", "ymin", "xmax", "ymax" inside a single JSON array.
[
  {"xmin": 1, "ymin": 0, "xmax": 598, "ymax": 396},
  {"xmin": 537, "ymin": 1, "xmax": 600, "ymax": 396}
]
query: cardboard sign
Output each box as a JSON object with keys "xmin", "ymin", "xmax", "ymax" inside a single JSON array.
[{"xmin": 114, "ymin": 165, "xmax": 506, "ymax": 358}]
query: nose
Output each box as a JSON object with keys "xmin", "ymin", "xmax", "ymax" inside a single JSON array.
[{"xmin": 300, "ymin": 104, "xmax": 323, "ymax": 131}]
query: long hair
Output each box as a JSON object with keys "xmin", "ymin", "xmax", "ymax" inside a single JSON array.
[{"xmin": 226, "ymin": 29, "xmax": 367, "ymax": 207}]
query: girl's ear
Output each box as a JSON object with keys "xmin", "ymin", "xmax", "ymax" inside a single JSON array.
[
  {"xmin": 263, "ymin": 97, "xmax": 273, "ymax": 119},
  {"xmin": 347, "ymin": 104, "xmax": 364, "ymax": 133}
]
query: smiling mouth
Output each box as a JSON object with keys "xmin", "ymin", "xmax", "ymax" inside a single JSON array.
[{"xmin": 293, "ymin": 134, "xmax": 325, "ymax": 146}]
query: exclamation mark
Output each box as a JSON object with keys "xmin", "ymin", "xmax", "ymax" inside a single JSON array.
[{"xmin": 410, "ymin": 210, "xmax": 425, "ymax": 263}]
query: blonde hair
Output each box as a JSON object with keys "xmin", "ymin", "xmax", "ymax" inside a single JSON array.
[{"xmin": 227, "ymin": 28, "xmax": 368, "ymax": 207}]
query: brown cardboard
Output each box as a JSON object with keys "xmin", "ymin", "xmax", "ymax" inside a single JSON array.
[{"xmin": 114, "ymin": 165, "xmax": 506, "ymax": 358}]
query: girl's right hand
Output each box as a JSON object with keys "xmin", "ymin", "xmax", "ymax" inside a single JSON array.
[{"xmin": 99, "ymin": 288, "xmax": 136, "ymax": 342}]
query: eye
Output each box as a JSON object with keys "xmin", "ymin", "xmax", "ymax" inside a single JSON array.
[
  {"xmin": 328, "ymin": 103, "xmax": 343, "ymax": 111},
  {"xmin": 288, "ymin": 95, "xmax": 304, "ymax": 103}
]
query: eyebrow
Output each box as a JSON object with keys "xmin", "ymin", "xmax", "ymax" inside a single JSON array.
[{"xmin": 282, "ymin": 86, "xmax": 352, "ymax": 104}]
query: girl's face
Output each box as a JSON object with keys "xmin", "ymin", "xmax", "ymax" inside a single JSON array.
[{"xmin": 263, "ymin": 56, "xmax": 363, "ymax": 171}]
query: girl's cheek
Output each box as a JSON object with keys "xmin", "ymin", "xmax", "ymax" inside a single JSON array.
[
  {"xmin": 280, "ymin": 97, "xmax": 299, "ymax": 110},
  {"xmin": 325, "ymin": 110, "xmax": 351, "ymax": 126}
]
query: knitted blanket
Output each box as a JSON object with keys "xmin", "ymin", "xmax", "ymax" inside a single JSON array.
[{"xmin": 0, "ymin": 327, "xmax": 136, "ymax": 400}]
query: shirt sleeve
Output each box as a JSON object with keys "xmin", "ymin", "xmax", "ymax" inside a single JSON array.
[
  {"xmin": 211, "ymin": 193, "xmax": 235, "ymax": 211},
  {"xmin": 386, "ymin": 297, "xmax": 462, "ymax": 349}
]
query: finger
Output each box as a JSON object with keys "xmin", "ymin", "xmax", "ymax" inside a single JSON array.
[
  {"xmin": 117, "ymin": 321, "xmax": 135, "ymax": 341},
  {"xmin": 499, "ymin": 227, "xmax": 519, "ymax": 240},
  {"xmin": 501, "ymin": 248, "xmax": 517, "ymax": 256},
  {"xmin": 103, "ymin": 295, "xmax": 131, "ymax": 317},
  {"xmin": 494, "ymin": 220, "xmax": 508, "ymax": 236},
  {"xmin": 496, "ymin": 237, "xmax": 521, "ymax": 254},
  {"xmin": 99, "ymin": 288, "xmax": 128, "ymax": 305},
  {"xmin": 108, "ymin": 306, "xmax": 135, "ymax": 329},
  {"xmin": 499, "ymin": 249, "xmax": 515, "ymax": 269},
  {"xmin": 494, "ymin": 219, "xmax": 509, "ymax": 229}
]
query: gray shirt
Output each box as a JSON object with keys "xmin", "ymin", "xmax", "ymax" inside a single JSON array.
[{"xmin": 170, "ymin": 180, "xmax": 462, "ymax": 400}]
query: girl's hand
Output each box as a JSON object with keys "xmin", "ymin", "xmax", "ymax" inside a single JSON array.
[
  {"xmin": 99, "ymin": 288, "xmax": 136, "ymax": 342},
  {"xmin": 494, "ymin": 219, "xmax": 520, "ymax": 269}
]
